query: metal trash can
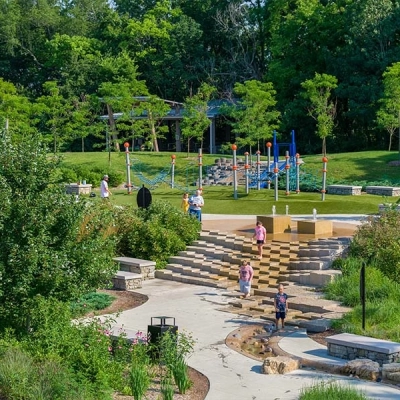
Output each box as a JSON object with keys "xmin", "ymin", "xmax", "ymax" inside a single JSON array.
[{"xmin": 147, "ymin": 316, "xmax": 178, "ymax": 346}]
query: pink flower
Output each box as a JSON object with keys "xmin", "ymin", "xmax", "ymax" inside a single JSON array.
[{"xmin": 108, "ymin": 347, "xmax": 112, "ymax": 352}]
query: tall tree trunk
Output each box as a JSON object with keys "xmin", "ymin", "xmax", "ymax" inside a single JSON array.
[
  {"xmin": 106, "ymin": 103, "xmax": 120, "ymax": 151},
  {"xmin": 322, "ymin": 138, "xmax": 326, "ymax": 156}
]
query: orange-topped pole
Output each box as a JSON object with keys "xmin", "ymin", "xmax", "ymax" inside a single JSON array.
[
  {"xmin": 285, "ymin": 151, "xmax": 290, "ymax": 196},
  {"xmin": 295, "ymin": 153, "xmax": 300, "ymax": 193},
  {"xmin": 232, "ymin": 144, "xmax": 238, "ymax": 199},
  {"xmin": 266, "ymin": 142, "xmax": 272, "ymax": 189},
  {"xmin": 256, "ymin": 150, "xmax": 261, "ymax": 190},
  {"xmin": 124, "ymin": 142, "xmax": 132, "ymax": 194},
  {"xmin": 273, "ymin": 163, "xmax": 279, "ymax": 201},
  {"xmin": 170, "ymin": 154, "xmax": 176, "ymax": 188},
  {"xmin": 244, "ymin": 151, "xmax": 250, "ymax": 194},
  {"xmin": 321, "ymin": 156, "xmax": 328, "ymax": 201}
]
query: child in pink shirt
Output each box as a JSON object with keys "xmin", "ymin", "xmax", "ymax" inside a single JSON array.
[{"xmin": 253, "ymin": 221, "xmax": 267, "ymax": 259}]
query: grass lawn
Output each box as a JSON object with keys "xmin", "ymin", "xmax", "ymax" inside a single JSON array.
[{"xmin": 61, "ymin": 150, "xmax": 400, "ymax": 215}]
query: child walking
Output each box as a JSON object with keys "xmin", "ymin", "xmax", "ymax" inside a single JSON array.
[
  {"xmin": 274, "ymin": 284, "xmax": 288, "ymax": 329},
  {"xmin": 181, "ymin": 193, "xmax": 189, "ymax": 214},
  {"xmin": 253, "ymin": 221, "xmax": 267, "ymax": 259},
  {"xmin": 238, "ymin": 260, "xmax": 254, "ymax": 299}
]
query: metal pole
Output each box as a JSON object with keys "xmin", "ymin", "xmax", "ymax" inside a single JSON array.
[
  {"xmin": 274, "ymin": 162, "xmax": 279, "ymax": 201},
  {"xmin": 232, "ymin": 144, "xmax": 238, "ymax": 199},
  {"xmin": 321, "ymin": 156, "xmax": 328, "ymax": 201},
  {"xmin": 360, "ymin": 262, "xmax": 366, "ymax": 330},
  {"xmin": 256, "ymin": 150, "xmax": 261, "ymax": 191},
  {"xmin": 295, "ymin": 153, "xmax": 300, "ymax": 194},
  {"xmin": 171, "ymin": 154, "xmax": 176, "ymax": 188},
  {"xmin": 244, "ymin": 152, "xmax": 249, "ymax": 194},
  {"xmin": 285, "ymin": 150, "xmax": 290, "ymax": 196},
  {"xmin": 267, "ymin": 142, "xmax": 272, "ymax": 189},
  {"xmin": 198, "ymin": 148, "xmax": 203, "ymax": 190},
  {"xmin": 124, "ymin": 142, "xmax": 132, "ymax": 194}
]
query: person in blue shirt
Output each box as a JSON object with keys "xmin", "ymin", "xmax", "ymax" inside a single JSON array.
[{"xmin": 274, "ymin": 284, "xmax": 288, "ymax": 329}]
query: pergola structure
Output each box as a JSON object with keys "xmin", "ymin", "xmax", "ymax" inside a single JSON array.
[{"xmin": 100, "ymin": 96, "xmax": 233, "ymax": 153}]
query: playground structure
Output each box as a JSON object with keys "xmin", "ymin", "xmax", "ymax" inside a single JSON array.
[{"xmin": 122, "ymin": 131, "xmax": 327, "ymax": 200}]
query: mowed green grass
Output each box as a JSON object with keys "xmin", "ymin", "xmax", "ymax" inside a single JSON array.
[{"xmin": 61, "ymin": 150, "xmax": 400, "ymax": 215}]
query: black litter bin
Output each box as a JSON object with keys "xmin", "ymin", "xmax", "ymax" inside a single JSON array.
[
  {"xmin": 148, "ymin": 316, "xmax": 178, "ymax": 358},
  {"xmin": 148, "ymin": 316, "xmax": 178, "ymax": 344}
]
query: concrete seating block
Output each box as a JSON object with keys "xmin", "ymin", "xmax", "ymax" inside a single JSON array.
[
  {"xmin": 257, "ymin": 215, "xmax": 292, "ymax": 234},
  {"xmin": 112, "ymin": 271, "xmax": 142, "ymax": 290},
  {"xmin": 366, "ymin": 186, "xmax": 400, "ymax": 196},
  {"xmin": 327, "ymin": 185, "xmax": 362, "ymax": 195},
  {"xmin": 65, "ymin": 183, "xmax": 93, "ymax": 195},
  {"xmin": 114, "ymin": 257, "xmax": 156, "ymax": 279},
  {"xmin": 327, "ymin": 333, "xmax": 400, "ymax": 365},
  {"xmin": 297, "ymin": 220, "xmax": 333, "ymax": 235}
]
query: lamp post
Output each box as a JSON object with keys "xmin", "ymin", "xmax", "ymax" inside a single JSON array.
[
  {"xmin": 124, "ymin": 142, "xmax": 132, "ymax": 194},
  {"xmin": 232, "ymin": 144, "xmax": 238, "ymax": 200}
]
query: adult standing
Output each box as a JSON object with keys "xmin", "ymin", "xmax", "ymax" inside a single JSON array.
[
  {"xmin": 238, "ymin": 260, "xmax": 254, "ymax": 298},
  {"xmin": 252, "ymin": 221, "xmax": 267, "ymax": 259},
  {"xmin": 100, "ymin": 175, "xmax": 112, "ymax": 199},
  {"xmin": 189, "ymin": 189, "xmax": 204, "ymax": 221}
]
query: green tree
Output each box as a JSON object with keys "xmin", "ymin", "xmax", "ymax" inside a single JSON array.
[
  {"xmin": 0, "ymin": 135, "xmax": 118, "ymax": 332},
  {"xmin": 377, "ymin": 62, "xmax": 400, "ymax": 152},
  {"xmin": 35, "ymin": 81, "xmax": 75, "ymax": 153},
  {"xmin": 181, "ymin": 83, "xmax": 215, "ymax": 156},
  {"xmin": 133, "ymin": 96, "xmax": 171, "ymax": 152},
  {"xmin": 301, "ymin": 73, "xmax": 338, "ymax": 156},
  {"xmin": 228, "ymin": 80, "xmax": 280, "ymax": 151},
  {"xmin": 0, "ymin": 78, "xmax": 34, "ymax": 138}
]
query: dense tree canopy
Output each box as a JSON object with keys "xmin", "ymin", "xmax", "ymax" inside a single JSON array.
[{"xmin": 0, "ymin": 0, "xmax": 400, "ymax": 153}]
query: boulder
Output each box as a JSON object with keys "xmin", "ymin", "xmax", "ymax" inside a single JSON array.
[
  {"xmin": 340, "ymin": 359, "xmax": 380, "ymax": 381},
  {"xmin": 262, "ymin": 356, "xmax": 299, "ymax": 375},
  {"xmin": 382, "ymin": 363, "xmax": 400, "ymax": 382}
]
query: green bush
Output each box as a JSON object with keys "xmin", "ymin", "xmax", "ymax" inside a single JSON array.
[
  {"xmin": 0, "ymin": 347, "xmax": 94, "ymax": 400},
  {"xmin": 115, "ymin": 201, "xmax": 200, "ymax": 267},
  {"xmin": 350, "ymin": 211, "xmax": 400, "ymax": 282},
  {"xmin": 70, "ymin": 292, "xmax": 116, "ymax": 317},
  {"xmin": 325, "ymin": 260, "xmax": 400, "ymax": 307},
  {"xmin": 300, "ymin": 381, "xmax": 370, "ymax": 400},
  {"xmin": 20, "ymin": 297, "xmax": 128, "ymax": 396},
  {"xmin": 333, "ymin": 300, "xmax": 400, "ymax": 342}
]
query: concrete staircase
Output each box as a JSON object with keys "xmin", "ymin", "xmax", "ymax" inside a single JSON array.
[{"xmin": 155, "ymin": 229, "xmax": 352, "ymax": 331}]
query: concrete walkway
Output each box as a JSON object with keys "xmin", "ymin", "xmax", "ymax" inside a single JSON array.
[{"xmin": 112, "ymin": 279, "xmax": 400, "ymax": 400}]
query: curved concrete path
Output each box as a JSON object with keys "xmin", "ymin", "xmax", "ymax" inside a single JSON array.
[{"xmin": 112, "ymin": 279, "xmax": 400, "ymax": 400}]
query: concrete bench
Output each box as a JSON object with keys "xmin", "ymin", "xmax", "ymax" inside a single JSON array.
[
  {"xmin": 114, "ymin": 257, "xmax": 156, "ymax": 280},
  {"xmin": 326, "ymin": 333, "xmax": 400, "ymax": 366},
  {"xmin": 112, "ymin": 271, "xmax": 143, "ymax": 290},
  {"xmin": 366, "ymin": 186, "xmax": 400, "ymax": 197},
  {"xmin": 327, "ymin": 185, "xmax": 362, "ymax": 195}
]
